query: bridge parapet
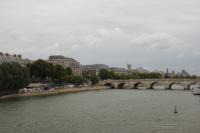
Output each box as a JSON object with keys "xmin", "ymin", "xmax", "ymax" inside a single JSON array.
[{"xmin": 100, "ymin": 79, "xmax": 199, "ymax": 90}]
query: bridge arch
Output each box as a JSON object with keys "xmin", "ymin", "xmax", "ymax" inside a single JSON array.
[
  {"xmin": 103, "ymin": 83, "xmax": 114, "ymax": 88},
  {"xmin": 149, "ymin": 82, "xmax": 158, "ymax": 89},
  {"xmin": 117, "ymin": 83, "xmax": 126, "ymax": 89},
  {"xmin": 133, "ymin": 82, "xmax": 143, "ymax": 89},
  {"xmin": 187, "ymin": 82, "xmax": 196, "ymax": 90},
  {"xmin": 167, "ymin": 82, "xmax": 182, "ymax": 90},
  {"xmin": 168, "ymin": 82, "xmax": 176, "ymax": 90}
]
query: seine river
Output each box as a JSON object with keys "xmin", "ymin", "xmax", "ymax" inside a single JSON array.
[{"xmin": 0, "ymin": 89, "xmax": 200, "ymax": 133}]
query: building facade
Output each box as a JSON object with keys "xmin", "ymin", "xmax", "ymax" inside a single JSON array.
[
  {"xmin": 180, "ymin": 69, "xmax": 190, "ymax": 77},
  {"xmin": 134, "ymin": 67, "xmax": 149, "ymax": 73},
  {"xmin": 82, "ymin": 64, "xmax": 110, "ymax": 76},
  {"xmin": 0, "ymin": 52, "xmax": 31, "ymax": 65},
  {"xmin": 127, "ymin": 64, "xmax": 132, "ymax": 71},
  {"xmin": 110, "ymin": 67, "xmax": 127, "ymax": 74},
  {"xmin": 48, "ymin": 55, "xmax": 82, "ymax": 76},
  {"xmin": 165, "ymin": 68, "xmax": 190, "ymax": 78}
]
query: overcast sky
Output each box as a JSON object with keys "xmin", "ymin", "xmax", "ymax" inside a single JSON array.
[{"xmin": 0, "ymin": 0, "xmax": 200, "ymax": 74}]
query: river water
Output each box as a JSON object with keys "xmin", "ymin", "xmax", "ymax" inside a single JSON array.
[{"xmin": 0, "ymin": 89, "xmax": 200, "ymax": 133}]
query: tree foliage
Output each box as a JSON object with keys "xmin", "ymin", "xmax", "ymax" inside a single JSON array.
[
  {"xmin": 65, "ymin": 76, "xmax": 87, "ymax": 85},
  {"xmin": 52, "ymin": 65, "xmax": 68, "ymax": 83},
  {"xmin": 28, "ymin": 60, "xmax": 74, "ymax": 83},
  {"xmin": 28, "ymin": 59, "xmax": 54, "ymax": 82},
  {"xmin": 0, "ymin": 63, "xmax": 30, "ymax": 95},
  {"xmin": 65, "ymin": 67, "xmax": 73, "ymax": 75},
  {"xmin": 85, "ymin": 76, "xmax": 99, "ymax": 85},
  {"xmin": 90, "ymin": 76, "xmax": 99, "ymax": 85},
  {"xmin": 99, "ymin": 69, "xmax": 164, "ymax": 80},
  {"xmin": 99, "ymin": 69, "xmax": 113, "ymax": 80}
]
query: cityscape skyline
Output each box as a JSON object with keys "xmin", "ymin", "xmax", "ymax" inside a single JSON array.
[
  {"xmin": 0, "ymin": 0, "xmax": 200, "ymax": 74},
  {"xmin": 0, "ymin": 51, "xmax": 193, "ymax": 77}
]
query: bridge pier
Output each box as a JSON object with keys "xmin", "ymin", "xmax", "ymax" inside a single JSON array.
[
  {"xmin": 183, "ymin": 85, "xmax": 190, "ymax": 90},
  {"xmin": 164, "ymin": 86, "xmax": 171, "ymax": 90}
]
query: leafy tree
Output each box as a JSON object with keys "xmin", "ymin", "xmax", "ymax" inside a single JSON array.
[
  {"xmin": 52, "ymin": 65, "xmax": 68, "ymax": 83},
  {"xmin": 99, "ymin": 69, "xmax": 113, "ymax": 80},
  {"xmin": 99, "ymin": 71, "xmax": 163, "ymax": 80},
  {"xmin": 91, "ymin": 76, "xmax": 100, "ymax": 85},
  {"xmin": 191, "ymin": 75, "xmax": 197, "ymax": 79},
  {"xmin": 28, "ymin": 59, "xmax": 54, "ymax": 82},
  {"xmin": 65, "ymin": 67, "xmax": 73, "ymax": 75},
  {"xmin": 65, "ymin": 76, "xmax": 87, "ymax": 85},
  {"xmin": 87, "ymin": 76, "xmax": 99, "ymax": 85},
  {"xmin": 0, "ymin": 63, "xmax": 30, "ymax": 96}
]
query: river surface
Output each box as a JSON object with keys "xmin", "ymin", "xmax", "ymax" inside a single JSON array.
[{"xmin": 0, "ymin": 89, "xmax": 200, "ymax": 133}]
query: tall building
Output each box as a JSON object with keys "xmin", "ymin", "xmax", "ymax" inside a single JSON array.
[
  {"xmin": 165, "ymin": 69, "xmax": 190, "ymax": 78},
  {"xmin": 180, "ymin": 69, "xmax": 190, "ymax": 77},
  {"xmin": 166, "ymin": 68, "xmax": 169, "ymax": 75},
  {"xmin": 48, "ymin": 55, "xmax": 82, "ymax": 76},
  {"xmin": 127, "ymin": 64, "xmax": 132, "ymax": 71},
  {"xmin": 82, "ymin": 64, "xmax": 109, "ymax": 76},
  {"xmin": 0, "ymin": 52, "xmax": 31, "ymax": 65}
]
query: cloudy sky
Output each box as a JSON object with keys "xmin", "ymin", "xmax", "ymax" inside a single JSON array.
[{"xmin": 0, "ymin": 0, "xmax": 200, "ymax": 74}]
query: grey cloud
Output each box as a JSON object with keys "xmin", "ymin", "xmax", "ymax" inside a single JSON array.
[
  {"xmin": 0, "ymin": 0, "xmax": 200, "ymax": 74},
  {"xmin": 131, "ymin": 32, "xmax": 181, "ymax": 50}
]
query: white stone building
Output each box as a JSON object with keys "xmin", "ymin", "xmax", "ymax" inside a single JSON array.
[
  {"xmin": 82, "ymin": 64, "xmax": 110, "ymax": 76},
  {"xmin": 0, "ymin": 52, "xmax": 31, "ymax": 65},
  {"xmin": 48, "ymin": 55, "xmax": 82, "ymax": 76},
  {"xmin": 110, "ymin": 67, "xmax": 127, "ymax": 74}
]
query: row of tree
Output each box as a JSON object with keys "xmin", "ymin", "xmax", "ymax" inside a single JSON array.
[
  {"xmin": 27, "ymin": 59, "xmax": 72, "ymax": 83},
  {"xmin": 99, "ymin": 69, "xmax": 198, "ymax": 80},
  {"xmin": 0, "ymin": 63, "xmax": 30, "ymax": 96},
  {"xmin": 164, "ymin": 75, "xmax": 197, "ymax": 79},
  {"xmin": 28, "ymin": 60, "xmax": 100, "ymax": 85},
  {"xmin": 0, "ymin": 60, "xmax": 100, "ymax": 96},
  {"xmin": 99, "ymin": 69, "xmax": 164, "ymax": 80}
]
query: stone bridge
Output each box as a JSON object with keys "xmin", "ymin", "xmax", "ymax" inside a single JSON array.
[{"xmin": 99, "ymin": 79, "xmax": 200, "ymax": 90}]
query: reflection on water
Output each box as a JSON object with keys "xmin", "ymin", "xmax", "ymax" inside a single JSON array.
[{"xmin": 0, "ymin": 89, "xmax": 200, "ymax": 133}]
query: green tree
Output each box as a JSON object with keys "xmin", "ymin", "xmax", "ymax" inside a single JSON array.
[
  {"xmin": 65, "ymin": 67, "xmax": 73, "ymax": 75},
  {"xmin": 191, "ymin": 75, "xmax": 197, "ymax": 79},
  {"xmin": 87, "ymin": 76, "xmax": 99, "ymax": 85},
  {"xmin": 0, "ymin": 63, "xmax": 30, "ymax": 96},
  {"xmin": 99, "ymin": 69, "xmax": 113, "ymax": 80},
  {"xmin": 28, "ymin": 59, "xmax": 54, "ymax": 82},
  {"xmin": 65, "ymin": 76, "xmax": 87, "ymax": 85},
  {"xmin": 52, "ymin": 65, "xmax": 68, "ymax": 84}
]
